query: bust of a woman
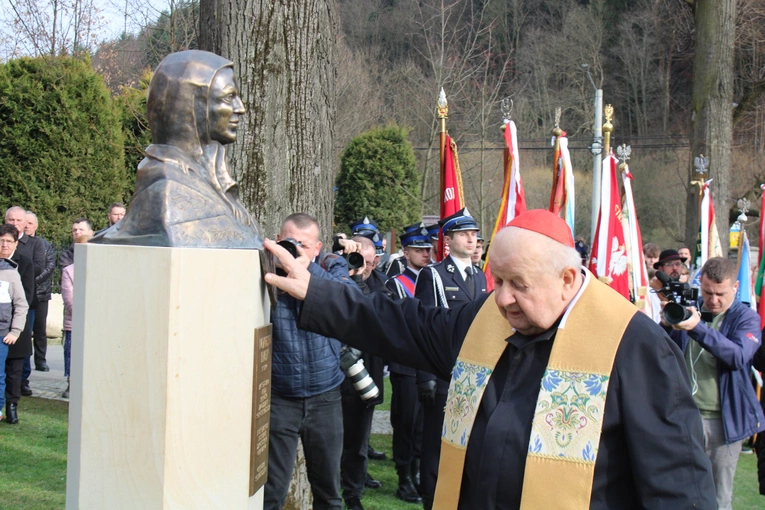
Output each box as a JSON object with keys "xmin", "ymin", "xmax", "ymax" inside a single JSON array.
[{"xmin": 92, "ymin": 50, "xmax": 263, "ymax": 249}]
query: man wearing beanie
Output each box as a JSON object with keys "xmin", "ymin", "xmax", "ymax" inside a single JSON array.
[{"xmin": 264, "ymin": 209, "xmax": 715, "ymax": 509}]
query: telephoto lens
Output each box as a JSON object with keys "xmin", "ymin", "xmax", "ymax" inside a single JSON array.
[
  {"xmin": 345, "ymin": 252, "xmax": 364, "ymax": 271},
  {"xmin": 340, "ymin": 347, "xmax": 379, "ymax": 401}
]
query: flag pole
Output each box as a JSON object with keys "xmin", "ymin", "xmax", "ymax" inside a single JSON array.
[
  {"xmin": 549, "ymin": 107, "xmax": 563, "ymax": 211},
  {"xmin": 602, "ymin": 104, "xmax": 613, "ymax": 155},
  {"xmin": 437, "ymin": 88, "xmax": 448, "ymax": 210}
]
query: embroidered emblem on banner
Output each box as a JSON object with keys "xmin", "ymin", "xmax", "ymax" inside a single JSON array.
[
  {"xmin": 527, "ymin": 369, "xmax": 609, "ymax": 463},
  {"xmin": 442, "ymin": 360, "xmax": 493, "ymax": 448}
]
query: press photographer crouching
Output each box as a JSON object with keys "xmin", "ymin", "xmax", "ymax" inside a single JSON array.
[
  {"xmin": 664, "ymin": 257, "xmax": 764, "ymax": 510},
  {"xmin": 340, "ymin": 236, "xmax": 386, "ymax": 510}
]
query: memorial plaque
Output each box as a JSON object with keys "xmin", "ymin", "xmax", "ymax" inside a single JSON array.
[{"xmin": 250, "ymin": 324, "xmax": 273, "ymax": 496}]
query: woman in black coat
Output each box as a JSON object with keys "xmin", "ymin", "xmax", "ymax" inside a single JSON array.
[{"xmin": 4, "ymin": 240, "xmax": 34, "ymax": 424}]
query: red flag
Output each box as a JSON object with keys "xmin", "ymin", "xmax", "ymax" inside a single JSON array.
[
  {"xmin": 439, "ymin": 135, "xmax": 465, "ymax": 260},
  {"xmin": 588, "ymin": 154, "xmax": 630, "ymax": 300},
  {"xmin": 484, "ymin": 120, "xmax": 526, "ymax": 290}
]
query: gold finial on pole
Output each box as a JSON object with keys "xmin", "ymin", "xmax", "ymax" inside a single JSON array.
[
  {"xmin": 603, "ymin": 104, "xmax": 613, "ymax": 154},
  {"xmin": 437, "ymin": 88, "xmax": 448, "ymax": 215}
]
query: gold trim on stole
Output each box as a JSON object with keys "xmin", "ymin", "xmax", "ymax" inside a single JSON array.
[{"xmin": 433, "ymin": 275, "xmax": 637, "ymax": 510}]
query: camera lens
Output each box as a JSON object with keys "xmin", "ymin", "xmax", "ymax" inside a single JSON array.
[
  {"xmin": 277, "ymin": 239, "xmax": 299, "ymax": 258},
  {"xmin": 663, "ymin": 302, "xmax": 693, "ymax": 325},
  {"xmin": 345, "ymin": 252, "xmax": 364, "ymax": 270}
]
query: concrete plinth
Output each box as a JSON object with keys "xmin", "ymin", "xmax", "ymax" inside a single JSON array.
[{"xmin": 66, "ymin": 244, "xmax": 269, "ymax": 509}]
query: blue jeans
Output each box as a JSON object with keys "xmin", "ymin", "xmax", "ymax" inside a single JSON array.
[
  {"xmin": 0, "ymin": 340, "xmax": 8, "ymax": 409},
  {"xmin": 64, "ymin": 331, "xmax": 71, "ymax": 377},
  {"xmin": 264, "ymin": 388, "xmax": 344, "ymax": 510},
  {"xmin": 21, "ymin": 308, "xmax": 35, "ymax": 382}
]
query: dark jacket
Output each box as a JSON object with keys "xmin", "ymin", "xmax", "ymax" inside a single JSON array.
[
  {"xmin": 298, "ymin": 276, "xmax": 716, "ymax": 509},
  {"xmin": 14, "ymin": 233, "xmax": 43, "ymax": 307},
  {"xmin": 669, "ymin": 299, "xmax": 765, "ymax": 443},
  {"xmin": 271, "ymin": 252, "xmax": 357, "ymax": 398},
  {"xmin": 33, "ymin": 236, "xmax": 55, "ymax": 301},
  {"xmin": 9, "ymin": 251, "xmax": 34, "ymax": 358},
  {"xmin": 386, "ymin": 267, "xmax": 420, "ymax": 377},
  {"xmin": 753, "ymin": 339, "xmax": 765, "ymax": 495},
  {"xmin": 414, "ymin": 255, "xmax": 487, "ymax": 394}
]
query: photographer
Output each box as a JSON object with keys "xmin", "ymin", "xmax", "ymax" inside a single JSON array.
[
  {"xmin": 667, "ymin": 257, "xmax": 764, "ymax": 510},
  {"xmin": 340, "ymin": 236, "xmax": 386, "ymax": 510},
  {"xmin": 265, "ymin": 213, "xmax": 358, "ymax": 510}
]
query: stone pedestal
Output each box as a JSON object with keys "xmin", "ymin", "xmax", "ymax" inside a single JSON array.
[{"xmin": 66, "ymin": 244, "xmax": 269, "ymax": 509}]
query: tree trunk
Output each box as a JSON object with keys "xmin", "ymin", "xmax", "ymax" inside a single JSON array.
[
  {"xmin": 685, "ymin": 0, "xmax": 737, "ymax": 255},
  {"xmin": 199, "ymin": 0, "xmax": 337, "ymax": 240},
  {"xmin": 198, "ymin": 2, "xmax": 336, "ymax": 508}
]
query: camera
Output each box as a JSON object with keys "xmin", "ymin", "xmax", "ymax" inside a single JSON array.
[
  {"xmin": 339, "ymin": 346, "xmax": 379, "ymax": 402},
  {"xmin": 655, "ymin": 270, "xmax": 699, "ymax": 325},
  {"xmin": 343, "ymin": 252, "xmax": 364, "ymax": 271},
  {"xmin": 275, "ymin": 238, "xmax": 301, "ymax": 277}
]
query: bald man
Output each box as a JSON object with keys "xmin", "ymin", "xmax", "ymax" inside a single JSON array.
[{"xmin": 264, "ymin": 209, "xmax": 715, "ymax": 510}]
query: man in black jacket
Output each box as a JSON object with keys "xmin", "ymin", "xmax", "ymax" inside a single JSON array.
[
  {"xmin": 24, "ymin": 211, "xmax": 55, "ymax": 371},
  {"xmin": 413, "ymin": 208, "xmax": 487, "ymax": 510},
  {"xmin": 5, "ymin": 206, "xmax": 43, "ymax": 395},
  {"xmin": 340, "ymin": 236, "xmax": 386, "ymax": 510}
]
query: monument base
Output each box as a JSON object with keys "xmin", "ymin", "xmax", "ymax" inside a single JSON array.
[{"xmin": 66, "ymin": 244, "xmax": 269, "ymax": 509}]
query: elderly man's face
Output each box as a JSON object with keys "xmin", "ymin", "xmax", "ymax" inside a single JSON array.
[
  {"xmin": 208, "ymin": 68, "xmax": 245, "ymax": 144},
  {"xmin": 5, "ymin": 209, "xmax": 26, "ymax": 235},
  {"xmin": 489, "ymin": 230, "xmax": 578, "ymax": 336},
  {"xmin": 24, "ymin": 214, "xmax": 38, "ymax": 236}
]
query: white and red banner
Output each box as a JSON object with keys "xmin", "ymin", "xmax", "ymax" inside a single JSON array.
[
  {"xmin": 484, "ymin": 120, "xmax": 526, "ymax": 289},
  {"xmin": 698, "ymin": 179, "xmax": 723, "ymax": 268},
  {"xmin": 620, "ymin": 164, "xmax": 651, "ymax": 313},
  {"xmin": 549, "ymin": 134, "xmax": 575, "ymax": 238},
  {"xmin": 588, "ymin": 153, "xmax": 630, "ymax": 300}
]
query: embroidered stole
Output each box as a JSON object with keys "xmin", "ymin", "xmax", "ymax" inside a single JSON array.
[{"xmin": 433, "ymin": 276, "xmax": 637, "ymax": 510}]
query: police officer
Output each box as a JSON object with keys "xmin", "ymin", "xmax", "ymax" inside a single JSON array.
[
  {"xmin": 413, "ymin": 208, "xmax": 487, "ymax": 510},
  {"xmin": 385, "ymin": 222, "xmax": 426, "ymax": 278},
  {"xmin": 350, "ymin": 217, "xmax": 388, "ymax": 291},
  {"xmin": 384, "ymin": 224, "xmax": 434, "ymax": 503}
]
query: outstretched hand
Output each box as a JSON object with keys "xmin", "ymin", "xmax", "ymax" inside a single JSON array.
[{"xmin": 264, "ymin": 239, "xmax": 311, "ymax": 300}]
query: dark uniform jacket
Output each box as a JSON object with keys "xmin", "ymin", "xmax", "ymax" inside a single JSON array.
[
  {"xmin": 385, "ymin": 267, "xmax": 420, "ymax": 377},
  {"xmin": 414, "ymin": 255, "xmax": 487, "ymax": 394},
  {"xmin": 8, "ymin": 252, "xmax": 34, "ymax": 359},
  {"xmin": 297, "ymin": 276, "xmax": 716, "ymax": 509}
]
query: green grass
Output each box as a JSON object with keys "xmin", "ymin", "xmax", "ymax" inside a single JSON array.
[
  {"xmin": 0, "ymin": 398, "xmax": 68, "ymax": 510},
  {"xmin": 0, "ymin": 394, "xmax": 763, "ymax": 509}
]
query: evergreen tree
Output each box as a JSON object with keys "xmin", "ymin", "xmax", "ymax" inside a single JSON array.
[
  {"xmin": 0, "ymin": 56, "xmax": 130, "ymax": 240},
  {"xmin": 335, "ymin": 125, "xmax": 421, "ymax": 233}
]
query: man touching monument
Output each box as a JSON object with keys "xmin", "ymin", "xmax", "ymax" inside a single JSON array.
[{"xmin": 263, "ymin": 209, "xmax": 716, "ymax": 509}]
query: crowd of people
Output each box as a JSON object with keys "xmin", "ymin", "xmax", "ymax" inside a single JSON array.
[
  {"xmin": 262, "ymin": 208, "xmax": 765, "ymax": 510},
  {"xmin": 2, "ymin": 199, "xmax": 764, "ymax": 509},
  {"xmin": 0, "ymin": 203, "xmax": 124, "ymax": 422}
]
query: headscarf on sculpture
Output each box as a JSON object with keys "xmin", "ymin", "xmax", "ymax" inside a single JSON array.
[{"xmin": 92, "ymin": 50, "xmax": 263, "ymax": 249}]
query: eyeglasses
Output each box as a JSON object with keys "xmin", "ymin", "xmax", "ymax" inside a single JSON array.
[
  {"xmin": 0, "ymin": 239, "xmax": 17, "ymax": 245},
  {"xmin": 661, "ymin": 261, "xmax": 684, "ymax": 268}
]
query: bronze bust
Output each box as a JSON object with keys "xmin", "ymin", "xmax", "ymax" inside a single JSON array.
[{"xmin": 92, "ymin": 50, "xmax": 263, "ymax": 249}]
